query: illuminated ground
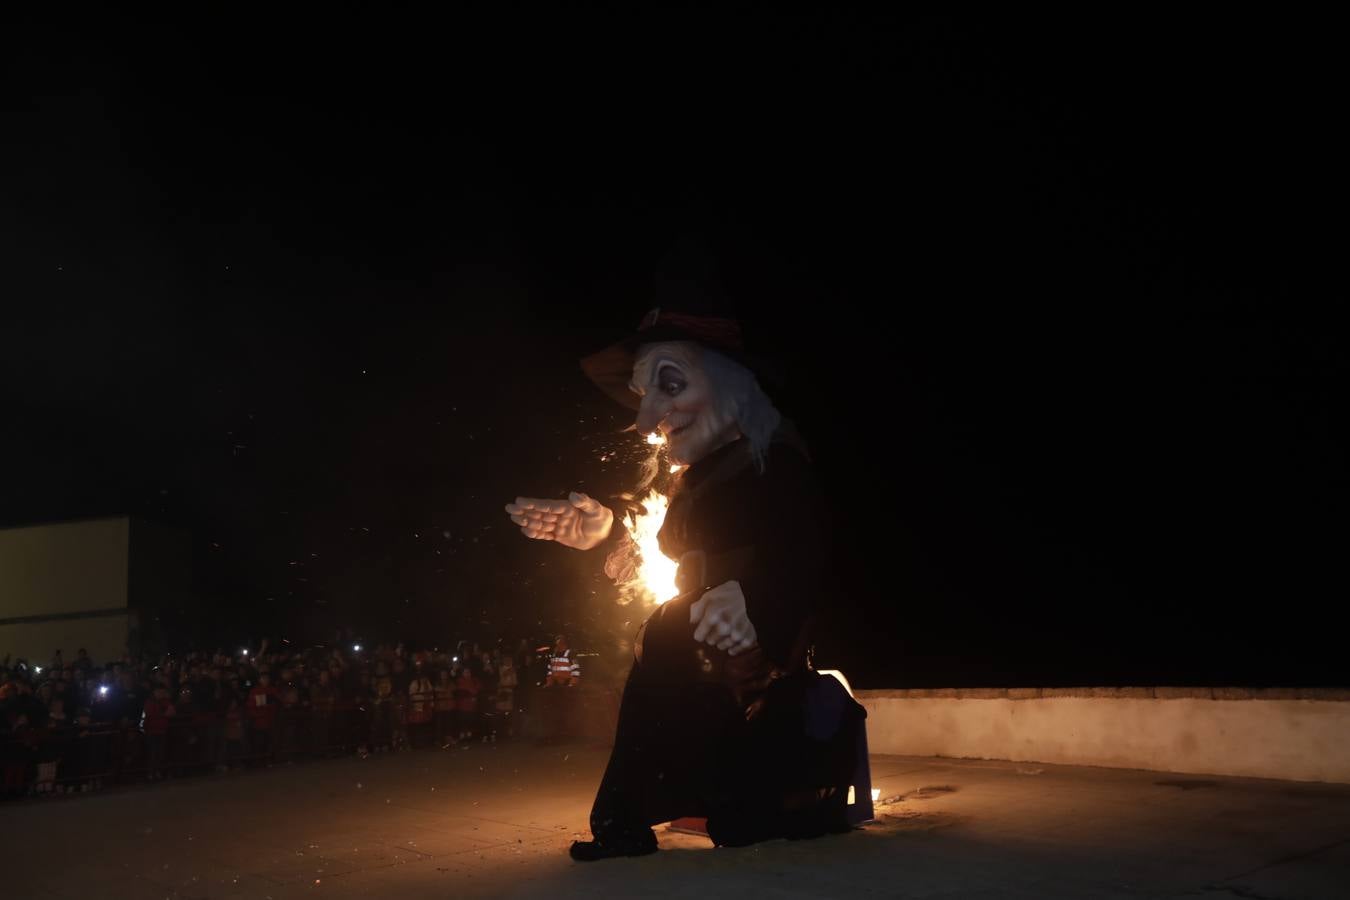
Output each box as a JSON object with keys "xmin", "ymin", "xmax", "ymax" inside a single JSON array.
[{"xmin": 9, "ymin": 741, "xmax": 1350, "ymax": 898}]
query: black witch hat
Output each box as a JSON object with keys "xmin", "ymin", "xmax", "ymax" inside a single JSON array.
[{"xmin": 580, "ymin": 240, "xmax": 780, "ymax": 410}]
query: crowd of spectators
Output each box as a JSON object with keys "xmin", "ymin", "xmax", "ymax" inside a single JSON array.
[{"xmin": 0, "ymin": 636, "xmax": 586, "ymax": 799}]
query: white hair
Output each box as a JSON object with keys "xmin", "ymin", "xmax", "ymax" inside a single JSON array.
[{"xmin": 698, "ymin": 346, "xmax": 782, "ymax": 472}]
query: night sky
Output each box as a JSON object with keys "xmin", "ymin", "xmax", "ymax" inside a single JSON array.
[{"xmin": 3, "ymin": 13, "xmax": 1341, "ymax": 687}]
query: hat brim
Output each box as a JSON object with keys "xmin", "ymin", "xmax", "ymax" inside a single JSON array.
[
  {"xmin": 580, "ymin": 340, "xmax": 643, "ymax": 411},
  {"xmin": 580, "ymin": 325, "xmax": 778, "ymax": 412}
]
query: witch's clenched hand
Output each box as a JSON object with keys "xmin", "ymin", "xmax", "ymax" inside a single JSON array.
[{"xmin": 690, "ymin": 580, "xmax": 758, "ymax": 656}]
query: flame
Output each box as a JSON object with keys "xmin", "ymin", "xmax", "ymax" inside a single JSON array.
[
  {"xmin": 612, "ymin": 432, "xmax": 679, "ymax": 605},
  {"xmin": 625, "ymin": 491, "xmax": 679, "ymax": 605}
]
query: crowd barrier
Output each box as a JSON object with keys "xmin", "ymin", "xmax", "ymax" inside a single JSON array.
[{"xmin": 1, "ymin": 685, "xmax": 623, "ymax": 799}]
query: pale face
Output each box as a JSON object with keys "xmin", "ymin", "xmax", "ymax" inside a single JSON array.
[{"xmin": 630, "ymin": 342, "xmax": 738, "ymax": 466}]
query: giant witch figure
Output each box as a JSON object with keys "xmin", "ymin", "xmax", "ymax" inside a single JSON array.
[{"xmin": 506, "ymin": 300, "xmax": 864, "ymax": 860}]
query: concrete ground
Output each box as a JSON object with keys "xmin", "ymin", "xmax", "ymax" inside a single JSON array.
[{"xmin": 6, "ymin": 742, "xmax": 1349, "ymax": 899}]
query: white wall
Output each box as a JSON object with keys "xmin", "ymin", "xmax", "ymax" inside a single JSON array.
[
  {"xmin": 857, "ymin": 687, "xmax": 1350, "ymax": 784},
  {"xmin": 0, "ymin": 613, "xmax": 132, "ymax": 667}
]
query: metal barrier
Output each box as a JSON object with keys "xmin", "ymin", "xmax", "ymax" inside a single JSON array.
[{"xmin": 1, "ymin": 706, "xmax": 360, "ymax": 798}]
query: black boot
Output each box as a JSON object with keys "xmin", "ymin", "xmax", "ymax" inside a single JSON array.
[
  {"xmin": 706, "ymin": 808, "xmax": 781, "ymax": 848},
  {"xmin": 569, "ymin": 831, "xmax": 659, "ymax": 861},
  {"xmin": 782, "ymin": 790, "xmax": 852, "ymax": 841},
  {"xmin": 708, "ymin": 788, "xmax": 852, "ymax": 848}
]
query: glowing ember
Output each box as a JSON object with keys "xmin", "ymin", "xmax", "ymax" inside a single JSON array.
[
  {"xmin": 646, "ymin": 432, "xmax": 665, "ymax": 445},
  {"xmin": 847, "ymin": 786, "xmax": 881, "ymax": 807}
]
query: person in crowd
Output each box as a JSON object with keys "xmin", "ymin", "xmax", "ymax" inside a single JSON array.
[
  {"xmin": 454, "ymin": 663, "xmax": 482, "ymax": 744},
  {"xmin": 245, "ymin": 671, "xmax": 279, "ymax": 762},
  {"xmin": 495, "ymin": 656, "xmax": 519, "ymax": 740},
  {"xmin": 434, "ymin": 668, "xmax": 457, "ymax": 749},
  {"xmin": 389, "ymin": 657, "xmax": 410, "ymax": 751},
  {"xmin": 142, "ymin": 683, "xmax": 176, "ymax": 780},
  {"xmin": 222, "ymin": 696, "xmax": 247, "ymax": 770},
  {"xmin": 309, "ymin": 668, "xmax": 336, "ymax": 756},
  {"xmin": 407, "ymin": 664, "xmax": 436, "ymax": 748}
]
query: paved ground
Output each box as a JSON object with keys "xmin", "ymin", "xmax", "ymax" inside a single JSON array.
[{"xmin": 7, "ymin": 741, "xmax": 1350, "ymax": 898}]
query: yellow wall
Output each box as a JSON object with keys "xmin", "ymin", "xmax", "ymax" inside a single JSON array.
[{"xmin": 0, "ymin": 518, "xmax": 130, "ymax": 619}]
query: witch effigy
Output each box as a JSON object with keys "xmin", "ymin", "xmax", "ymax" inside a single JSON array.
[{"xmin": 505, "ymin": 286, "xmax": 866, "ymax": 860}]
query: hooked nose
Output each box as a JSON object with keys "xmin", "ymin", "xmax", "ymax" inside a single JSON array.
[{"xmin": 635, "ymin": 396, "xmax": 666, "ymax": 436}]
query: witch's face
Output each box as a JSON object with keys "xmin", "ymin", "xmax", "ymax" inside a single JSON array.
[{"xmin": 631, "ymin": 342, "xmax": 738, "ymax": 466}]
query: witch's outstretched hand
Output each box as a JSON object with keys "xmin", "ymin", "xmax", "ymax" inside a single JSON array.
[{"xmin": 505, "ymin": 492, "xmax": 614, "ymax": 551}]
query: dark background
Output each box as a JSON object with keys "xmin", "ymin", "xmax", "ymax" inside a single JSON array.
[{"xmin": 2, "ymin": 12, "xmax": 1341, "ymax": 687}]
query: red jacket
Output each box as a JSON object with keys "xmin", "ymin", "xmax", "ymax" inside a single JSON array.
[
  {"xmin": 454, "ymin": 673, "xmax": 481, "ymax": 713},
  {"xmin": 246, "ymin": 685, "xmax": 279, "ymax": 729},
  {"xmin": 142, "ymin": 699, "xmax": 176, "ymax": 736}
]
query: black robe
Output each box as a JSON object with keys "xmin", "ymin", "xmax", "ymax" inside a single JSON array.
[{"xmin": 589, "ymin": 434, "xmax": 863, "ymax": 845}]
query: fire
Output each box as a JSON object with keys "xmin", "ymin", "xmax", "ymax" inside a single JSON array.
[
  {"xmin": 615, "ymin": 431, "xmax": 679, "ymax": 605},
  {"xmin": 625, "ymin": 491, "xmax": 678, "ymax": 604}
]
